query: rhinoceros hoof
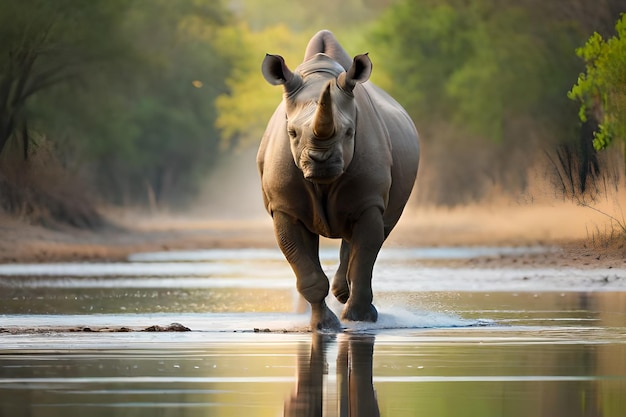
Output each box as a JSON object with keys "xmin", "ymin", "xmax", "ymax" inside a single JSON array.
[
  {"xmin": 312, "ymin": 307, "xmax": 343, "ymax": 333},
  {"xmin": 341, "ymin": 303, "xmax": 378, "ymax": 323}
]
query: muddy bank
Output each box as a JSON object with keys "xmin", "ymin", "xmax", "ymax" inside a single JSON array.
[{"xmin": 0, "ymin": 323, "xmax": 191, "ymax": 335}]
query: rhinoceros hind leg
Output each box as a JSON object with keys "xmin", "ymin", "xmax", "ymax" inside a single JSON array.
[
  {"xmin": 331, "ymin": 240, "xmax": 350, "ymax": 303},
  {"xmin": 339, "ymin": 207, "xmax": 384, "ymax": 323}
]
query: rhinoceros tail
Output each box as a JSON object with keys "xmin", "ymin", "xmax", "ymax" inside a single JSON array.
[{"xmin": 304, "ymin": 30, "xmax": 352, "ymax": 71}]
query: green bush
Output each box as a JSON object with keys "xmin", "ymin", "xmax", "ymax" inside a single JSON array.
[{"xmin": 569, "ymin": 14, "xmax": 626, "ymax": 152}]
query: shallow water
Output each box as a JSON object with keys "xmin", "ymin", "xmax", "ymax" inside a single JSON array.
[{"xmin": 1, "ymin": 247, "xmax": 625, "ymax": 416}]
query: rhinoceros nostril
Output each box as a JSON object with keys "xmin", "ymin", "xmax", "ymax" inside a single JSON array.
[{"xmin": 308, "ymin": 149, "xmax": 330, "ymax": 162}]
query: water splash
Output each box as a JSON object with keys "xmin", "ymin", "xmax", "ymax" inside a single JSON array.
[{"xmin": 342, "ymin": 307, "xmax": 492, "ymax": 333}]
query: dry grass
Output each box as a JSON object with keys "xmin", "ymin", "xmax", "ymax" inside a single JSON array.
[{"xmin": 0, "ymin": 136, "xmax": 103, "ymax": 229}]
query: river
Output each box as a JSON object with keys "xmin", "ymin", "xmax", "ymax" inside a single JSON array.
[{"xmin": 1, "ymin": 246, "xmax": 625, "ymax": 416}]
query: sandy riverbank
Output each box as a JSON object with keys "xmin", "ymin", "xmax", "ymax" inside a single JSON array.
[{"xmin": 1, "ymin": 200, "xmax": 625, "ymax": 268}]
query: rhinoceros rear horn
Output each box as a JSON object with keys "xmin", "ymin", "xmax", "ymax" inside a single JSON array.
[
  {"xmin": 338, "ymin": 53, "xmax": 372, "ymax": 93},
  {"xmin": 262, "ymin": 54, "xmax": 302, "ymax": 93},
  {"xmin": 313, "ymin": 82, "xmax": 335, "ymax": 140}
]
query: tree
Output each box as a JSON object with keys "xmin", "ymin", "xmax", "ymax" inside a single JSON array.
[
  {"xmin": 0, "ymin": 0, "xmax": 130, "ymax": 156},
  {"xmin": 569, "ymin": 13, "xmax": 626, "ymax": 153},
  {"xmin": 0, "ymin": 1, "xmax": 134, "ymax": 226}
]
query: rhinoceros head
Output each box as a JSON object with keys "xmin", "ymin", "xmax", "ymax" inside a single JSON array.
[{"xmin": 262, "ymin": 53, "xmax": 372, "ymax": 184}]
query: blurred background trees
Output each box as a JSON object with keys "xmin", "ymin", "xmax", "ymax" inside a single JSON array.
[
  {"xmin": 0, "ymin": 0, "xmax": 625, "ymax": 227},
  {"xmin": 0, "ymin": 0, "xmax": 234, "ymax": 224},
  {"xmin": 370, "ymin": 0, "xmax": 625, "ymax": 204}
]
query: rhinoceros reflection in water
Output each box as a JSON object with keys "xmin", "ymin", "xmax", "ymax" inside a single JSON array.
[
  {"xmin": 284, "ymin": 334, "xmax": 380, "ymax": 417},
  {"xmin": 258, "ymin": 30, "xmax": 420, "ymax": 331}
]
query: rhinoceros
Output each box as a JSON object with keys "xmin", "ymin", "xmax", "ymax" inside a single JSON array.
[{"xmin": 258, "ymin": 30, "xmax": 419, "ymax": 331}]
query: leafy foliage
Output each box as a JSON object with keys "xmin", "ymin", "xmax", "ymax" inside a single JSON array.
[
  {"xmin": 568, "ymin": 13, "xmax": 626, "ymax": 151},
  {"xmin": 0, "ymin": 0, "xmax": 131, "ymax": 154}
]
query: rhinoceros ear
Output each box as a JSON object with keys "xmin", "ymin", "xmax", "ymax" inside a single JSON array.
[
  {"xmin": 338, "ymin": 53, "xmax": 372, "ymax": 94},
  {"xmin": 262, "ymin": 54, "xmax": 291, "ymax": 85},
  {"xmin": 262, "ymin": 54, "xmax": 302, "ymax": 93}
]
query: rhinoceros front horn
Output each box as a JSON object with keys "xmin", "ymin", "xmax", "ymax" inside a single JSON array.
[{"xmin": 313, "ymin": 82, "xmax": 335, "ymax": 140}]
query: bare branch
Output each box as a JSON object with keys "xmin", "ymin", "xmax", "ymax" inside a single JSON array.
[{"xmin": 578, "ymin": 200, "xmax": 626, "ymax": 234}]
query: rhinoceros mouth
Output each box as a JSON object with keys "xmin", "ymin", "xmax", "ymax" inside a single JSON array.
[
  {"xmin": 301, "ymin": 163, "xmax": 344, "ymax": 184},
  {"xmin": 304, "ymin": 172, "xmax": 342, "ymax": 184}
]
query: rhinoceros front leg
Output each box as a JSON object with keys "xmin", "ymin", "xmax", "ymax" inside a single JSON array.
[
  {"xmin": 341, "ymin": 206, "xmax": 384, "ymax": 322},
  {"xmin": 273, "ymin": 211, "xmax": 342, "ymax": 332}
]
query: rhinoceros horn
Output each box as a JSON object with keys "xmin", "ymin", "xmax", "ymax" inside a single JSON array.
[{"xmin": 313, "ymin": 82, "xmax": 335, "ymax": 140}]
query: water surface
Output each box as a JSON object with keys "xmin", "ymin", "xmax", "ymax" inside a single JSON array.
[{"xmin": 1, "ymin": 247, "xmax": 625, "ymax": 416}]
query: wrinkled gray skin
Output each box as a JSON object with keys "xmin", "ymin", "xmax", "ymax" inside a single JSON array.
[{"xmin": 258, "ymin": 30, "xmax": 419, "ymax": 332}]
